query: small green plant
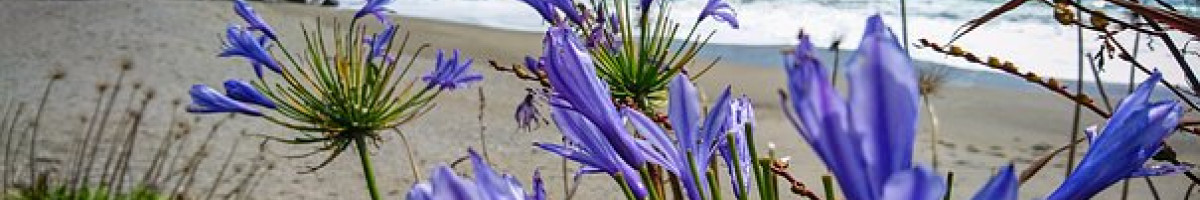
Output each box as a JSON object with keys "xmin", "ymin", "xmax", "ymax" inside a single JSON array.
[
  {"xmin": 495, "ymin": 0, "xmax": 738, "ymax": 116},
  {"xmin": 182, "ymin": 1, "xmax": 480, "ymax": 199},
  {"xmin": 5, "ymin": 173, "xmax": 167, "ymax": 200}
]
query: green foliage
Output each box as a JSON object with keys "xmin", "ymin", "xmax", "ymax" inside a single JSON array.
[
  {"xmin": 588, "ymin": 0, "xmax": 717, "ymax": 112},
  {"xmin": 6, "ymin": 176, "xmax": 166, "ymax": 200},
  {"xmin": 249, "ymin": 19, "xmax": 443, "ymax": 174},
  {"xmin": 257, "ymin": 20, "xmax": 435, "ymax": 136}
]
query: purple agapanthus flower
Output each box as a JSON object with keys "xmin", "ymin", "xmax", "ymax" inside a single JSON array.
[
  {"xmin": 223, "ymin": 79, "xmax": 276, "ymax": 109},
  {"xmin": 354, "ymin": 0, "xmax": 394, "ymax": 24},
  {"xmin": 185, "ymin": 84, "xmax": 263, "ymax": 116},
  {"xmin": 534, "ymin": 26, "xmax": 648, "ymax": 198},
  {"xmin": 422, "ymin": 49, "xmax": 483, "ymax": 90},
  {"xmin": 626, "ymin": 74, "xmax": 733, "ymax": 200},
  {"xmin": 783, "ymin": 15, "xmax": 942, "ymax": 200},
  {"xmin": 232, "ymin": 0, "xmax": 278, "ymax": 41},
  {"xmin": 406, "ymin": 149, "xmax": 545, "ymax": 200},
  {"xmin": 971, "ymin": 164, "xmax": 1017, "ymax": 200},
  {"xmin": 698, "ymin": 0, "xmax": 739, "ymax": 29},
  {"xmin": 364, "ymin": 26, "xmax": 398, "ymax": 62},
  {"xmin": 1047, "ymin": 71, "xmax": 1183, "ymax": 200},
  {"xmin": 536, "ymin": 107, "xmax": 648, "ymax": 198},
  {"xmin": 719, "ymin": 95, "xmax": 755, "ymax": 197},
  {"xmin": 540, "ymin": 26, "xmax": 647, "ymax": 165},
  {"xmin": 515, "ymin": 89, "xmax": 547, "ymax": 131},
  {"xmin": 220, "ymin": 25, "xmax": 281, "ymax": 78}
]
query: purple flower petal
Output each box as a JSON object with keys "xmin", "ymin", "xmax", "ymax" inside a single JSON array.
[
  {"xmin": 880, "ymin": 166, "xmax": 945, "ymax": 200},
  {"xmin": 1048, "ymin": 71, "xmax": 1182, "ymax": 200},
  {"xmin": 185, "ymin": 84, "xmax": 262, "ymax": 116},
  {"xmin": 698, "ymin": 0, "xmax": 739, "ymax": 29},
  {"xmin": 515, "ymin": 89, "xmax": 547, "ymax": 131},
  {"xmin": 783, "ymin": 16, "xmax": 939, "ymax": 200},
  {"xmin": 469, "ymin": 149, "xmax": 526, "ymax": 198},
  {"xmin": 365, "ymin": 25, "xmax": 398, "ymax": 61},
  {"xmin": 1131, "ymin": 162, "xmax": 1195, "ymax": 177},
  {"xmin": 785, "ymin": 32, "xmax": 873, "ymax": 200},
  {"xmin": 354, "ymin": 0, "xmax": 394, "ymax": 22},
  {"xmin": 530, "ymin": 170, "xmax": 546, "ymax": 200},
  {"xmin": 538, "ymin": 106, "xmax": 648, "ymax": 198},
  {"xmin": 233, "ymin": 0, "xmax": 278, "ymax": 41},
  {"xmin": 971, "ymin": 165, "xmax": 1017, "ymax": 200},
  {"xmin": 668, "ymin": 74, "xmax": 701, "ymax": 151},
  {"xmin": 430, "ymin": 166, "xmax": 480, "ymax": 199},
  {"xmin": 846, "ymin": 15, "xmax": 921, "ymax": 188},
  {"xmin": 220, "ymin": 25, "xmax": 281, "ymax": 78},
  {"xmin": 406, "ymin": 150, "xmax": 542, "ymax": 200},
  {"xmin": 405, "ymin": 183, "xmax": 432, "ymax": 200},
  {"xmin": 223, "ymin": 79, "xmax": 276, "ymax": 109},
  {"xmin": 541, "ymin": 26, "xmax": 646, "ymax": 166},
  {"xmin": 422, "ymin": 49, "xmax": 483, "ymax": 90},
  {"xmin": 720, "ymin": 95, "xmax": 755, "ymax": 196}
]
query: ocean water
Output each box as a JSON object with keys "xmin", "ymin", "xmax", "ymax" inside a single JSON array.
[{"xmin": 336, "ymin": 0, "xmax": 1200, "ymax": 89}]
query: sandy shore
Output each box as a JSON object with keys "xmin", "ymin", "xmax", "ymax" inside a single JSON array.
[{"xmin": 1, "ymin": 0, "xmax": 1197, "ymax": 199}]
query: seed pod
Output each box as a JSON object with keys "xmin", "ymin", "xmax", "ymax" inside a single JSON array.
[
  {"xmin": 950, "ymin": 45, "xmax": 965, "ymax": 56},
  {"xmin": 1090, "ymin": 14, "xmax": 1109, "ymax": 29},
  {"xmin": 1024, "ymin": 72, "xmax": 1040, "ymax": 82},
  {"xmin": 1054, "ymin": 3, "xmax": 1076, "ymax": 25},
  {"xmin": 1077, "ymin": 94, "xmax": 1093, "ymax": 104},
  {"xmin": 987, "ymin": 57, "xmax": 1001, "ymax": 67},
  {"xmin": 1002, "ymin": 62, "xmax": 1017, "ymax": 72}
]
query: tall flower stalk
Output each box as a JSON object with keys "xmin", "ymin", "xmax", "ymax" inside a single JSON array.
[{"xmin": 184, "ymin": 0, "xmax": 480, "ymax": 199}]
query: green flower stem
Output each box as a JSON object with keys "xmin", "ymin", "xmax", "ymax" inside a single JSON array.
[
  {"xmin": 354, "ymin": 136, "xmax": 382, "ymax": 200},
  {"xmin": 687, "ymin": 152, "xmax": 706, "ymax": 200},
  {"xmin": 638, "ymin": 164, "xmax": 661, "ymax": 200},
  {"xmin": 664, "ymin": 22, "xmax": 701, "ymax": 69},
  {"xmin": 742, "ymin": 126, "xmax": 769, "ymax": 200},
  {"xmin": 943, "ymin": 171, "xmax": 954, "ymax": 200},
  {"xmin": 616, "ymin": 174, "xmax": 638, "ymax": 200},
  {"xmin": 706, "ymin": 166, "xmax": 722, "ymax": 200},
  {"xmin": 767, "ymin": 147, "xmax": 779, "ymax": 200},
  {"xmin": 725, "ymin": 133, "xmax": 747, "ymax": 200},
  {"xmin": 758, "ymin": 159, "xmax": 776, "ymax": 200},
  {"xmin": 821, "ymin": 175, "xmax": 835, "ymax": 200}
]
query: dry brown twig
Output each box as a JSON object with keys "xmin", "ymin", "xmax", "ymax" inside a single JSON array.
[
  {"xmin": 766, "ymin": 159, "xmax": 821, "ymax": 200},
  {"xmin": 487, "ymin": 60, "xmax": 549, "ymax": 87},
  {"xmin": 918, "ymin": 39, "xmax": 1200, "ymax": 185}
]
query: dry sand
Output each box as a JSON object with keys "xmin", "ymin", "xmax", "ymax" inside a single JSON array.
[{"xmin": 1, "ymin": 0, "xmax": 1198, "ymax": 199}]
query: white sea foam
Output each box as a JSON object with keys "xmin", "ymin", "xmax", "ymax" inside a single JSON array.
[{"xmin": 338, "ymin": 0, "xmax": 1199, "ymax": 86}]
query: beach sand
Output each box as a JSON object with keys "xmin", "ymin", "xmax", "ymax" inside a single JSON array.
[{"xmin": 1, "ymin": 0, "xmax": 1198, "ymax": 199}]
